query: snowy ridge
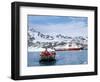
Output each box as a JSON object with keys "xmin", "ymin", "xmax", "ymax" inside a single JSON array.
[{"xmin": 28, "ymin": 28, "xmax": 88, "ymax": 51}]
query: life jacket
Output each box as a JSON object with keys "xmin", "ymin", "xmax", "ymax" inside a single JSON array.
[{"xmin": 42, "ymin": 51, "xmax": 51, "ymax": 56}]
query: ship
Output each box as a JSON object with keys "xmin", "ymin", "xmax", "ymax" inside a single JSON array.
[{"xmin": 54, "ymin": 42, "xmax": 83, "ymax": 51}]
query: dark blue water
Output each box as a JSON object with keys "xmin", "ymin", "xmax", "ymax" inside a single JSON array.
[{"xmin": 27, "ymin": 50, "xmax": 88, "ymax": 66}]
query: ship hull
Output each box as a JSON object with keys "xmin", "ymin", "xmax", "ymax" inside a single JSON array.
[{"xmin": 55, "ymin": 48, "xmax": 82, "ymax": 51}]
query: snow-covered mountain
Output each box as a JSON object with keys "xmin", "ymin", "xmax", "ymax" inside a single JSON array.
[{"xmin": 28, "ymin": 28, "xmax": 88, "ymax": 51}]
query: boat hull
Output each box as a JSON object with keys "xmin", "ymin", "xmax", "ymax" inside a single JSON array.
[
  {"xmin": 55, "ymin": 48, "xmax": 83, "ymax": 51},
  {"xmin": 39, "ymin": 56, "xmax": 56, "ymax": 65}
]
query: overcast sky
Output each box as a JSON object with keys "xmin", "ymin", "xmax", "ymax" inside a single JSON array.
[{"xmin": 28, "ymin": 15, "xmax": 88, "ymax": 37}]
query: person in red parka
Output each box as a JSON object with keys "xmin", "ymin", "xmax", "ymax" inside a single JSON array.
[
  {"xmin": 44, "ymin": 48, "xmax": 51, "ymax": 56},
  {"xmin": 41, "ymin": 48, "xmax": 52, "ymax": 56}
]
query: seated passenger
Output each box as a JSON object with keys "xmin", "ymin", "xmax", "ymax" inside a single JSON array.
[{"xmin": 41, "ymin": 48, "xmax": 51, "ymax": 56}]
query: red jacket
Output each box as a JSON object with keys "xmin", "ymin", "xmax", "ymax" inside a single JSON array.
[{"xmin": 42, "ymin": 51, "xmax": 51, "ymax": 56}]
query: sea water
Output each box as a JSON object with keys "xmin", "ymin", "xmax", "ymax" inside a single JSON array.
[{"xmin": 27, "ymin": 50, "xmax": 88, "ymax": 66}]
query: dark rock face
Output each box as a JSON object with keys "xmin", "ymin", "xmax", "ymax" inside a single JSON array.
[{"xmin": 28, "ymin": 29, "xmax": 88, "ymax": 49}]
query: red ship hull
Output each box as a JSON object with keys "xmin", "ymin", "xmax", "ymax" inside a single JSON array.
[{"xmin": 55, "ymin": 48, "xmax": 81, "ymax": 51}]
